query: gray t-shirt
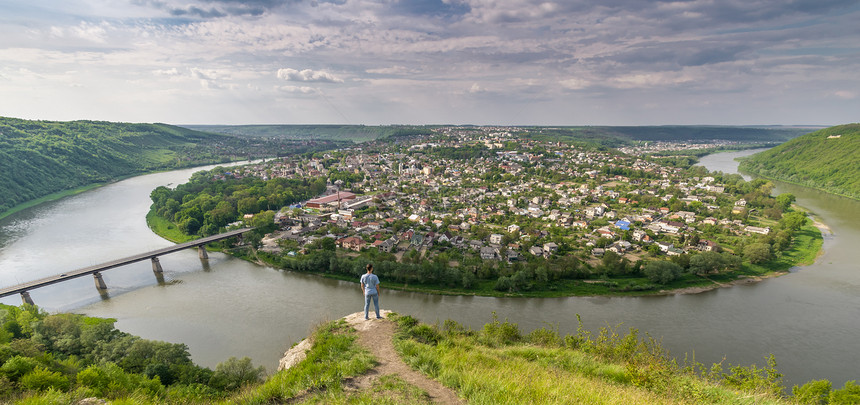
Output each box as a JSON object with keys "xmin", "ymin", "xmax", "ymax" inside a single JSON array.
[{"xmin": 361, "ymin": 273, "xmax": 379, "ymax": 295}]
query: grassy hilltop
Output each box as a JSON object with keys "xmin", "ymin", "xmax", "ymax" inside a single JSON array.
[{"xmin": 739, "ymin": 124, "xmax": 860, "ymax": 200}]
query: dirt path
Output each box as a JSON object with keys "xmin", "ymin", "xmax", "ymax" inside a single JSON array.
[{"xmin": 343, "ymin": 311, "xmax": 465, "ymax": 404}]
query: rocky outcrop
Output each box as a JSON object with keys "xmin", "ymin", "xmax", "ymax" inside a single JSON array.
[{"xmin": 277, "ymin": 310, "xmax": 393, "ymax": 371}]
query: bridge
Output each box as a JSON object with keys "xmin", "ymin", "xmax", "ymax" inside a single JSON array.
[{"xmin": 0, "ymin": 228, "xmax": 253, "ymax": 305}]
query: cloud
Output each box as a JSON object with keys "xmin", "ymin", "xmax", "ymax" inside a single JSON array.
[
  {"xmin": 72, "ymin": 22, "xmax": 108, "ymax": 43},
  {"xmin": 190, "ymin": 67, "xmax": 218, "ymax": 80},
  {"xmin": 278, "ymin": 85, "xmax": 318, "ymax": 94},
  {"xmin": 153, "ymin": 68, "xmax": 180, "ymax": 76},
  {"xmin": 277, "ymin": 68, "xmax": 344, "ymax": 83},
  {"xmin": 132, "ymin": 0, "xmax": 297, "ymax": 18},
  {"xmin": 366, "ymin": 65, "xmax": 417, "ymax": 75},
  {"xmin": 833, "ymin": 90, "xmax": 856, "ymax": 99},
  {"xmin": 559, "ymin": 78, "xmax": 590, "ymax": 90}
]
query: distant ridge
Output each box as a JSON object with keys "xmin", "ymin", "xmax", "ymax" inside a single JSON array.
[{"xmin": 739, "ymin": 123, "xmax": 860, "ymax": 200}]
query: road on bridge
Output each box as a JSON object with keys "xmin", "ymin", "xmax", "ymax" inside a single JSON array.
[{"xmin": 0, "ymin": 228, "xmax": 252, "ymax": 299}]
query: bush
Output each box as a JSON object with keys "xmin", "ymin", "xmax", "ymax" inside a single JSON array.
[
  {"xmin": 830, "ymin": 380, "xmax": 860, "ymax": 405},
  {"xmin": 209, "ymin": 357, "xmax": 265, "ymax": 391},
  {"xmin": 526, "ymin": 325, "xmax": 561, "ymax": 347},
  {"xmin": 19, "ymin": 367, "xmax": 69, "ymax": 392},
  {"xmin": 481, "ymin": 313, "xmax": 521, "ymax": 347},
  {"xmin": 76, "ymin": 362, "xmax": 164, "ymax": 399},
  {"xmin": 1, "ymin": 355, "xmax": 39, "ymax": 380},
  {"xmin": 792, "ymin": 379, "xmax": 831, "ymax": 404}
]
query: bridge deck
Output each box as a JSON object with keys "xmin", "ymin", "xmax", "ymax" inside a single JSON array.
[{"xmin": 0, "ymin": 228, "xmax": 252, "ymax": 299}]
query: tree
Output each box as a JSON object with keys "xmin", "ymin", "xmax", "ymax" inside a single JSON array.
[
  {"xmin": 779, "ymin": 211, "xmax": 808, "ymax": 232},
  {"xmin": 600, "ymin": 251, "xmax": 629, "ymax": 276},
  {"xmin": 744, "ymin": 242, "xmax": 772, "ymax": 264},
  {"xmin": 775, "ymin": 193, "xmax": 796, "ymax": 211},
  {"xmin": 643, "ymin": 260, "xmax": 682, "ymax": 284},
  {"xmin": 209, "ymin": 357, "xmax": 266, "ymax": 391},
  {"xmin": 688, "ymin": 251, "xmax": 726, "ymax": 275}
]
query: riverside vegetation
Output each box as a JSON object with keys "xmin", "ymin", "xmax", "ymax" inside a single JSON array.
[
  {"xmin": 5, "ymin": 305, "xmax": 858, "ymax": 404},
  {"xmin": 147, "ymin": 125, "xmax": 823, "ymax": 297}
]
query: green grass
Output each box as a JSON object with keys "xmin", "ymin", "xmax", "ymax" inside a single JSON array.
[
  {"xmin": 741, "ymin": 223, "xmax": 823, "ymax": 275},
  {"xmin": 146, "ymin": 210, "xmax": 196, "ymax": 243},
  {"xmin": 228, "ymin": 319, "xmax": 376, "ymax": 404},
  {"xmin": 390, "ymin": 314, "xmax": 789, "ymax": 405}
]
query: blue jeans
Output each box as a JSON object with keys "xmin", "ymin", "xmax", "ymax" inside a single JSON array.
[{"xmin": 364, "ymin": 293, "xmax": 380, "ymax": 319}]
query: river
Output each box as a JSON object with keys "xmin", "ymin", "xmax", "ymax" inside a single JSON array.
[{"xmin": 0, "ymin": 150, "xmax": 858, "ymax": 390}]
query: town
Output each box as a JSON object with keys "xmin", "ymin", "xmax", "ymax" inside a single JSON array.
[{"xmin": 150, "ymin": 126, "xmax": 810, "ymax": 294}]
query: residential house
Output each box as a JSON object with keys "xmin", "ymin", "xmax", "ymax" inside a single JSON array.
[
  {"xmin": 745, "ymin": 226, "xmax": 771, "ymax": 235},
  {"xmin": 339, "ymin": 236, "xmax": 365, "ymax": 251},
  {"xmin": 489, "ymin": 233, "xmax": 503, "ymax": 245},
  {"xmin": 698, "ymin": 239, "xmax": 720, "ymax": 252},
  {"xmin": 480, "ymin": 246, "xmax": 499, "ymax": 260}
]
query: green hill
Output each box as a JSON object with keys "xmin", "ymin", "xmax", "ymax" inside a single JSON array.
[
  {"xmin": 0, "ymin": 117, "xmax": 243, "ymax": 217},
  {"xmin": 739, "ymin": 124, "xmax": 860, "ymax": 200}
]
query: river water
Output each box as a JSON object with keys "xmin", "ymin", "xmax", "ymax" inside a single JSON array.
[{"xmin": 0, "ymin": 151, "xmax": 858, "ymax": 390}]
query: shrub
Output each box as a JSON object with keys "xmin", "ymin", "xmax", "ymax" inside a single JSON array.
[
  {"xmin": 480, "ymin": 313, "xmax": 521, "ymax": 347},
  {"xmin": 526, "ymin": 325, "xmax": 561, "ymax": 347},
  {"xmin": 830, "ymin": 380, "xmax": 860, "ymax": 405},
  {"xmin": 19, "ymin": 367, "xmax": 69, "ymax": 392},
  {"xmin": 792, "ymin": 379, "xmax": 831, "ymax": 404},
  {"xmin": 209, "ymin": 357, "xmax": 266, "ymax": 391},
  {"xmin": 1, "ymin": 355, "xmax": 39, "ymax": 380}
]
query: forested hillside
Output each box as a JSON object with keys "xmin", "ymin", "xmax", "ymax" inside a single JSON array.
[
  {"xmin": 0, "ymin": 117, "xmax": 248, "ymax": 215},
  {"xmin": 739, "ymin": 124, "xmax": 860, "ymax": 200},
  {"xmin": 524, "ymin": 125, "xmax": 815, "ymax": 147}
]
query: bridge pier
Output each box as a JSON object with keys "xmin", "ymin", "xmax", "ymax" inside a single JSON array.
[
  {"xmin": 20, "ymin": 291, "xmax": 34, "ymax": 306},
  {"xmin": 93, "ymin": 272, "xmax": 107, "ymax": 290},
  {"xmin": 154, "ymin": 271, "xmax": 166, "ymax": 285},
  {"xmin": 198, "ymin": 245, "xmax": 209, "ymax": 260},
  {"xmin": 151, "ymin": 257, "xmax": 163, "ymax": 273}
]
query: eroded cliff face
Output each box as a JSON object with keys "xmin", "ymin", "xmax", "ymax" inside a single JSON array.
[{"xmin": 278, "ymin": 338, "xmax": 313, "ymax": 371}]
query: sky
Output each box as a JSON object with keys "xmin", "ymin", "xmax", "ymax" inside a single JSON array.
[{"xmin": 1, "ymin": 0, "xmax": 858, "ymax": 126}]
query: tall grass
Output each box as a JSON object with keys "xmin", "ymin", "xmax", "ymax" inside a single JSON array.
[{"xmin": 391, "ymin": 313, "xmax": 789, "ymax": 404}]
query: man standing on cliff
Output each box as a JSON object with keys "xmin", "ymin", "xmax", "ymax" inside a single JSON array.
[{"xmin": 360, "ymin": 263, "xmax": 382, "ymax": 320}]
